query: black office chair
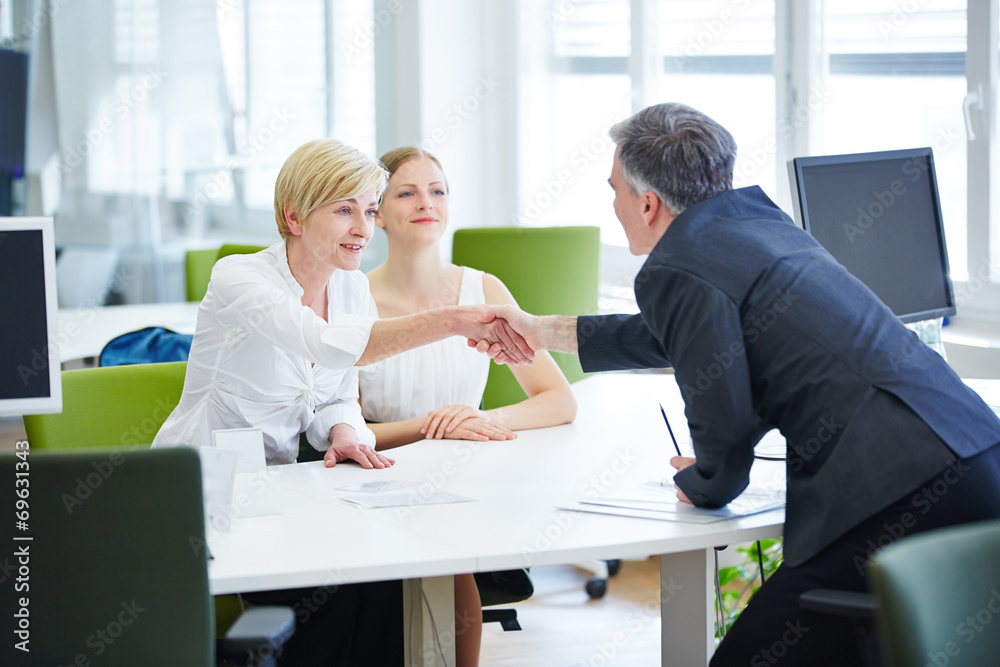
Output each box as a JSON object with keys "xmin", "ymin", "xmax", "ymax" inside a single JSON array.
[
  {"xmin": 798, "ymin": 588, "xmax": 880, "ymax": 666},
  {"xmin": 0, "ymin": 447, "xmax": 293, "ymax": 666},
  {"xmin": 475, "ymin": 569, "xmax": 535, "ymax": 631}
]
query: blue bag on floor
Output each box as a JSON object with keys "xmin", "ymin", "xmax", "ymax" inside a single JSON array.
[{"xmin": 99, "ymin": 326, "xmax": 194, "ymax": 367}]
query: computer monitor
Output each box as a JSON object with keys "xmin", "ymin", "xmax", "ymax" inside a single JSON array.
[
  {"xmin": 0, "ymin": 216, "xmax": 62, "ymax": 417},
  {"xmin": 788, "ymin": 147, "xmax": 956, "ymax": 324},
  {"xmin": 0, "ymin": 47, "xmax": 29, "ymax": 216}
]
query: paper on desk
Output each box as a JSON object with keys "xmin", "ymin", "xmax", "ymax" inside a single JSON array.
[
  {"xmin": 336, "ymin": 490, "xmax": 474, "ymax": 509},
  {"xmin": 332, "ymin": 480, "xmax": 420, "ymax": 494},
  {"xmin": 558, "ymin": 482, "xmax": 784, "ymax": 524}
]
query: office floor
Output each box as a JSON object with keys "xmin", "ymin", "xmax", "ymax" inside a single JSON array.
[{"xmin": 480, "ymin": 557, "xmax": 663, "ymax": 666}]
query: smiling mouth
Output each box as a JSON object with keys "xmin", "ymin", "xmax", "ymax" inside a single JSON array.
[
  {"xmin": 341, "ymin": 243, "xmax": 364, "ymax": 252},
  {"xmin": 411, "ymin": 218, "xmax": 437, "ymax": 224}
]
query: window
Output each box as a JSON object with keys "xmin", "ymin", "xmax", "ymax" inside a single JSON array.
[
  {"xmin": 520, "ymin": 0, "xmax": 777, "ymax": 248},
  {"xmin": 205, "ymin": 0, "xmax": 375, "ymax": 224},
  {"xmin": 518, "ymin": 0, "xmax": 630, "ymax": 245},
  {"xmin": 817, "ymin": 0, "xmax": 968, "ymax": 279},
  {"xmin": 31, "ymin": 0, "xmax": 376, "ymax": 302},
  {"xmin": 659, "ymin": 0, "xmax": 777, "ymax": 199},
  {"xmin": 519, "ymin": 0, "xmax": 1000, "ymax": 320},
  {"xmin": 0, "ymin": 3, "xmax": 12, "ymax": 43}
]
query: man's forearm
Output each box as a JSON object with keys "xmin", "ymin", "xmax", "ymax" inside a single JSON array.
[{"xmin": 535, "ymin": 315, "xmax": 579, "ymax": 354}]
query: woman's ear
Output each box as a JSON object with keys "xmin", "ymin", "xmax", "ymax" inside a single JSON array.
[
  {"xmin": 374, "ymin": 210, "xmax": 386, "ymax": 230},
  {"xmin": 284, "ymin": 203, "xmax": 304, "ymax": 236}
]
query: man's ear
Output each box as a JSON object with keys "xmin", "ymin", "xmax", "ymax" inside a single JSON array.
[
  {"xmin": 641, "ymin": 191, "xmax": 661, "ymax": 227},
  {"xmin": 284, "ymin": 203, "xmax": 303, "ymax": 236}
]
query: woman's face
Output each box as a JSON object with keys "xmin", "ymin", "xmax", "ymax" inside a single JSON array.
[
  {"xmin": 376, "ymin": 156, "xmax": 449, "ymax": 243},
  {"xmin": 294, "ymin": 189, "xmax": 378, "ymax": 273}
]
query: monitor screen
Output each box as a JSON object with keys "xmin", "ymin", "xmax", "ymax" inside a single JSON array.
[
  {"xmin": 0, "ymin": 217, "xmax": 62, "ymax": 417},
  {"xmin": 788, "ymin": 147, "xmax": 956, "ymax": 324}
]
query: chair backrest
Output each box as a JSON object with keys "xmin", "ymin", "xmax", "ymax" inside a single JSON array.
[
  {"xmin": 0, "ymin": 447, "xmax": 214, "ymax": 665},
  {"xmin": 186, "ymin": 248, "xmax": 219, "ymax": 302},
  {"xmin": 868, "ymin": 520, "xmax": 1000, "ymax": 667},
  {"xmin": 217, "ymin": 243, "xmax": 268, "ymax": 261},
  {"xmin": 186, "ymin": 244, "xmax": 269, "ymax": 302},
  {"xmin": 22, "ymin": 361, "xmax": 187, "ymax": 450},
  {"xmin": 452, "ymin": 226, "xmax": 600, "ymax": 408}
]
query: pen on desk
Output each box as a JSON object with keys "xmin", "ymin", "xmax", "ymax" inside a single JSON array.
[{"xmin": 659, "ymin": 403, "xmax": 683, "ymax": 457}]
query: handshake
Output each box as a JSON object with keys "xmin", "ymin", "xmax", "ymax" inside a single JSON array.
[{"xmin": 462, "ymin": 305, "xmax": 576, "ymax": 366}]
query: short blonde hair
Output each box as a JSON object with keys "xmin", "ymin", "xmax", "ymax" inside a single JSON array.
[
  {"xmin": 379, "ymin": 146, "xmax": 449, "ymax": 193},
  {"xmin": 274, "ymin": 139, "xmax": 389, "ymax": 239}
]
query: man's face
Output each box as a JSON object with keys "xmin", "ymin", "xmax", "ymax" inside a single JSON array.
[{"xmin": 609, "ymin": 150, "xmax": 652, "ymax": 256}]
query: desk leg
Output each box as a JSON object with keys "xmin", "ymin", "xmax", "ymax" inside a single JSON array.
[
  {"xmin": 403, "ymin": 576, "xmax": 455, "ymax": 667},
  {"xmin": 660, "ymin": 549, "xmax": 714, "ymax": 666}
]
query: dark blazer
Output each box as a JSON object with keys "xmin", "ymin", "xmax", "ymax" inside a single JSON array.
[{"xmin": 578, "ymin": 186, "xmax": 1000, "ymax": 566}]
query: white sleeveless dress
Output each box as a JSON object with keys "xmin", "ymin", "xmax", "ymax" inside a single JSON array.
[{"xmin": 360, "ymin": 267, "xmax": 491, "ymax": 422}]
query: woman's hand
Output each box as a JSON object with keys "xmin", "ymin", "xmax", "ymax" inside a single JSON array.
[
  {"xmin": 421, "ymin": 404, "xmax": 516, "ymax": 441},
  {"xmin": 324, "ymin": 423, "xmax": 395, "ymax": 469},
  {"xmin": 669, "ymin": 455, "xmax": 696, "ymax": 504}
]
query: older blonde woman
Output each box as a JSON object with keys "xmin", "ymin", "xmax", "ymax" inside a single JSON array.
[
  {"xmin": 359, "ymin": 146, "xmax": 577, "ymax": 667},
  {"xmin": 154, "ymin": 139, "xmax": 530, "ymax": 468},
  {"xmin": 153, "ymin": 139, "xmax": 530, "ymax": 666}
]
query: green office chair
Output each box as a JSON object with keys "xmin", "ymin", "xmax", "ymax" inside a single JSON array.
[
  {"xmin": 451, "ymin": 225, "xmax": 600, "ymax": 409},
  {"xmin": 0, "ymin": 447, "xmax": 293, "ymax": 666},
  {"xmin": 186, "ymin": 248, "xmax": 220, "ymax": 302},
  {"xmin": 868, "ymin": 520, "xmax": 1000, "ymax": 666},
  {"xmin": 186, "ymin": 244, "xmax": 269, "ymax": 302},
  {"xmin": 217, "ymin": 243, "xmax": 268, "ymax": 261},
  {"xmin": 22, "ymin": 362, "xmax": 188, "ymax": 449},
  {"xmin": 21, "ymin": 362, "xmax": 243, "ymax": 637}
]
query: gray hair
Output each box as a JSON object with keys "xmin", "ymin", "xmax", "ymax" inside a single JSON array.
[{"xmin": 609, "ymin": 103, "xmax": 737, "ymax": 216}]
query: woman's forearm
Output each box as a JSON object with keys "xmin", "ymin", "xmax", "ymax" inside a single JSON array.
[
  {"xmin": 369, "ymin": 419, "xmax": 426, "ymax": 450},
  {"xmin": 358, "ymin": 309, "xmax": 461, "ymax": 366},
  {"xmin": 357, "ymin": 306, "xmax": 532, "ymax": 366},
  {"xmin": 487, "ymin": 385, "xmax": 577, "ymax": 432}
]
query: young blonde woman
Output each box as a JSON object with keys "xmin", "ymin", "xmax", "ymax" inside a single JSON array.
[{"xmin": 359, "ymin": 147, "xmax": 577, "ymax": 666}]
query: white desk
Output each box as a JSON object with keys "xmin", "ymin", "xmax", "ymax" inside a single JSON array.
[
  {"xmin": 963, "ymin": 378, "xmax": 1000, "ymax": 406},
  {"xmin": 57, "ymin": 302, "xmax": 200, "ymax": 363},
  {"xmin": 208, "ymin": 373, "xmax": 786, "ymax": 666}
]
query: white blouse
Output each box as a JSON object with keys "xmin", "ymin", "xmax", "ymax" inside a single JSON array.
[
  {"xmin": 359, "ymin": 267, "xmax": 490, "ymax": 423},
  {"xmin": 152, "ymin": 241, "xmax": 378, "ymax": 465}
]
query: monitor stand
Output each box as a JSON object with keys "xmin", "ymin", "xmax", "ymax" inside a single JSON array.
[{"xmin": 907, "ymin": 317, "xmax": 947, "ymax": 360}]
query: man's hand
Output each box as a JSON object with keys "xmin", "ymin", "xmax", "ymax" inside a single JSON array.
[
  {"xmin": 421, "ymin": 404, "xmax": 516, "ymax": 441},
  {"xmin": 669, "ymin": 455, "xmax": 696, "ymax": 504},
  {"xmin": 469, "ymin": 306, "xmax": 579, "ymax": 363},
  {"xmin": 324, "ymin": 423, "xmax": 395, "ymax": 469}
]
